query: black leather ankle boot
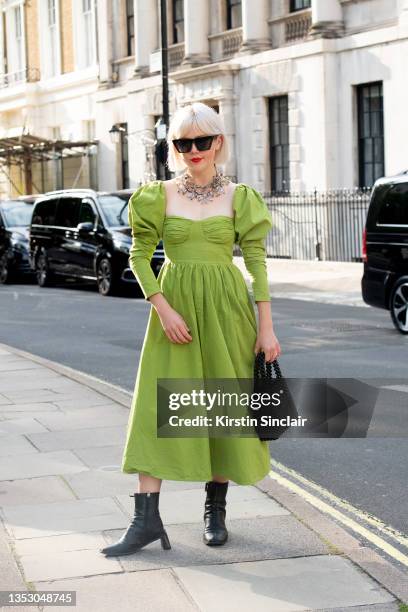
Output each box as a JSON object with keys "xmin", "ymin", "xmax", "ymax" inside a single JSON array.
[
  {"xmin": 100, "ymin": 491, "xmax": 171, "ymax": 557},
  {"xmin": 203, "ymin": 480, "xmax": 228, "ymax": 546}
]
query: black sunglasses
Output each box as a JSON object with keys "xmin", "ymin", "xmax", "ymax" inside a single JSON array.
[{"xmin": 172, "ymin": 134, "xmax": 219, "ymax": 153}]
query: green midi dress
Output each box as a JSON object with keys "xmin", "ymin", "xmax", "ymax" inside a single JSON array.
[{"xmin": 121, "ymin": 179, "xmax": 274, "ymax": 485}]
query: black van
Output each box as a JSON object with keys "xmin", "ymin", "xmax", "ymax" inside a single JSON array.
[
  {"xmin": 361, "ymin": 172, "xmax": 408, "ymax": 334},
  {"xmin": 0, "ymin": 196, "xmax": 39, "ymax": 283},
  {"xmin": 29, "ymin": 188, "xmax": 165, "ymax": 296}
]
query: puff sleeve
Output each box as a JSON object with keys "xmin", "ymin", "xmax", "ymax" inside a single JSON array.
[
  {"xmin": 128, "ymin": 181, "xmax": 165, "ymax": 301},
  {"xmin": 234, "ymin": 184, "xmax": 273, "ymax": 302}
]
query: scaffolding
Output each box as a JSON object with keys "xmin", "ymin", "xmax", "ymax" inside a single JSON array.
[{"xmin": 0, "ymin": 134, "xmax": 98, "ymax": 197}]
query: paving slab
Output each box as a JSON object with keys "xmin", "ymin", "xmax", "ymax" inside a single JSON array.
[
  {"xmin": 14, "ymin": 531, "xmax": 106, "ymax": 556},
  {"xmin": 33, "ymin": 406, "xmax": 129, "ymax": 431},
  {"xmin": 0, "ymin": 522, "xmax": 39, "ymax": 612},
  {"xmin": 0, "ymin": 449, "xmax": 88, "ymax": 481},
  {"xmin": 0, "ymin": 361, "xmax": 43, "ymax": 372},
  {"xmin": 2, "ymin": 497, "xmax": 129, "ymax": 539},
  {"xmin": 0, "ymin": 417, "xmax": 49, "ymax": 435},
  {"xmin": 107, "ymin": 515, "xmax": 329, "ymax": 572},
  {"xmin": 34, "ymin": 570, "xmax": 197, "ymax": 612},
  {"xmin": 0, "ymin": 434, "xmax": 40, "ymax": 456},
  {"xmin": 0, "ymin": 402, "xmax": 61, "ymax": 413},
  {"xmin": 173, "ymin": 555, "xmax": 396, "ymax": 612},
  {"xmin": 18, "ymin": 548, "xmax": 123, "ymax": 582},
  {"xmin": 0, "ymin": 409, "xmax": 67, "ymax": 421},
  {"xmin": 63, "ymin": 469, "xmax": 139, "ymax": 499},
  {"xmin": 116, "ymin": 485, "xmax": 290, "ymax": 524},
  {"xmin": 26, "ymin": 426, "xmax": 126, "ymax": 452},
  {"xmin": 0, "ymin": 475, "xmax": 76, "ymax": 506},
  {"xmin": 48, "ymin": 398, "xmax": 125, "ymax": 410},
  {"xmin": 2, "ymin": 389, "xmax": 110, "ymax": 404},
  {"xmin": 72, "ymin": 445, "xmax": 125, "ymax": 469}
]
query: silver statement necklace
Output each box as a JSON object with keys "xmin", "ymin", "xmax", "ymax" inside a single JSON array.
[{"xmin": 175, "ymin": 166, "xmax": 231, "ymax": 204}]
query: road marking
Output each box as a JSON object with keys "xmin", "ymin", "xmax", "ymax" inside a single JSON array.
[{"xmin": 269, "ymin": 459, "xmax": 408, "ymax": 567}]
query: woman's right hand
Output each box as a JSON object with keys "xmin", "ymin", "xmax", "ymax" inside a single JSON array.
[{"xmin": 152, "ymin": 297, "xmax": 192, "ymax": 344}]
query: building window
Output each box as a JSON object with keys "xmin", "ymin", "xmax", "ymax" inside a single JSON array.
[
  {"xmin": 126, "ymin": 0, "xmax": 134, "ymax": 56},
  {"xmin": 268, "ymin": 96, "xmax": 290, "ymax": 192},
  {"xmin": 82, "ymin": 0, "xmax": 95, "ymax": 66},
  {"xmin": 47, "ymin": 0, "xmax": 59, "ymax": 76},
  {"xmin": 290, "ymin": 0, "xmax": 311, "ymax": 12},
  {"xmin": 14, "ymin": 5, "xmax": 23, "ymax": 71},
  {"xmin": 357, "ymin": 82, "xmax": 384, "ymax": 188},
  {"xmin": 226, "ymin": 0, "xmax": 242, "ymax": 29},
  {"xmin": 172, "ymin": 0, "xmax": 184, "ymax": 43},
  {"xmin": 120, "ymin": 123, "xmax": 129, "ymax": 189}
]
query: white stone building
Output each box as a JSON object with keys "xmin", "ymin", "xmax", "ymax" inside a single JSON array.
[{"xmin": 0, "ymin": 0, "xmax": 407, "ymax": 196}]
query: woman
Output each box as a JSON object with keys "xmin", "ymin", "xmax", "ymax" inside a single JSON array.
[{"xmin": 100, "ymin": 102, "xmax": 281, "ymax": 557}]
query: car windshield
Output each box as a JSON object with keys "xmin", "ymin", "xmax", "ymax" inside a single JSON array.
[
  {"xmin": 98, "ymin": 195, "xmax": 130, "ymax": 226},
  {"xmin": 2, "ymin": 201, "xmax": 33, "ymax": 227}
]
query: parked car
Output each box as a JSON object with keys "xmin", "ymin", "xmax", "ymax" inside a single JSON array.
[
  {"xmin": 0, "ymin": 195, "xmax": 39, "ymax": 284},
  {"xmin": 29, "ymin": 188, "xmax": 165, "ymax": 296},
  {"xmin": 362, "ymin": 171, "xmax": 408, "ymax": 334}
]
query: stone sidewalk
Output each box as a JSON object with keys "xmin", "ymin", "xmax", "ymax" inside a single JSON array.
[
  {"xmin": 235, "ymin": 258, "xmax": 365, "ymax": 307},
  {"xmin": 0, "ymin": 342, "xmax": 405, "ymax": 612}
]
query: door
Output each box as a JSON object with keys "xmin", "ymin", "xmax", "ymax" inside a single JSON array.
[
  {"xmin": 75, "ymin": 198, "xmax": 99, "ymax": 277},
  {"xmin": 54, "ymin": 197, "xmax": 81, "ymax": 275}
]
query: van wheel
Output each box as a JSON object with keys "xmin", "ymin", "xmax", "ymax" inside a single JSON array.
[
  {"xmin": 96, "ymin": 257, "xmax": 120, "ymax": 296},
  {"xmin": 0, "ymin": 253, "xmax": 13, "ymax": 284},
  {"xmin": 390, "ymin": 279, "xmax": 408, "ymax": 334},
  {"xmin": 36, "ymin": 251, "xmax": 55, "ymax": 287}
]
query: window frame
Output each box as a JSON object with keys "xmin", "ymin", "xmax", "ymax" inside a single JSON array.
[
  {"xmin": 4, "ymin": 2, "xmax": 26, "ymax": 78},
  {"xmin": 268, "ymin": 95, "xmax": 290, "ymax": 192},
  {"xmin": 125, "ymin": 0, "xmax": 135, "ymax": 57},
  {"xmin": 357, "ymin": 81, "xmax": 385, "ymax": 189},
  {"xmin": 226, "ymin": 0, "xmax": 242, "ymax": 30},
  {"xmin": 289, "ymin": 0, "xmax": 311, "ymax": 13},
  {"xmin": 172, "ymin": 0, "xmax": 184, "ymax": 44}
]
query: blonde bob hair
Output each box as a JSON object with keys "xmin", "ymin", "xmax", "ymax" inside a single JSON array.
[{"xmin": 166, "ymin": 102, "xmax": 230, "ymax": 173}]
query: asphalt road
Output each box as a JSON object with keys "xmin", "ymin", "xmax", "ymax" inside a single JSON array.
[{"xmin": 1, "ymin": 278, "xmax": 407, "ymax": 539}]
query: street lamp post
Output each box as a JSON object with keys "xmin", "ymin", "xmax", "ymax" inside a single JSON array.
[{"xmin": 159, "ymin": 0, "xmax": 171, "ymax": 180}]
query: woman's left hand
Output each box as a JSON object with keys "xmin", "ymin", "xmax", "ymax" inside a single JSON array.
[{"xmin": 254, "ymin": 327, "xmax": 281, "ymax": 363}]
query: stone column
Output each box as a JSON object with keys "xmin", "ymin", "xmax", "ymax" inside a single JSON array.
[
  {"xmin": 400, "ymin": 0, "xmax": 408, "ymax": 25},
  {"xmin": 134, "ymin": 0, "xmax": 158, "ymax": 77},
  {"xmin": 239, "ymin": 0, "xmax": 270, "ymax": 54},
  {"xmin": 218, "ymin": 96, "xmax": 238, "ymax": 181},
  {"xmin": 310, "ymin": 0, "xmax": 344, "ymax": 38},
  {"xmin": 182, "ymin": 0, "xmax": 211, "ymax": 67},
  {"xmin": 96, "ymin": 0, "xmax": 112, "ymax": 85}
]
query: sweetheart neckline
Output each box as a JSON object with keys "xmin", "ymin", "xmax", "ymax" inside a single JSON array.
[
  {"xmin": 159, "ymin": 180, "xmax": 243, "ymax": 223},
  {"xmin": 164, "ymin": 214, "xmax": 234, "ymax": 223}
]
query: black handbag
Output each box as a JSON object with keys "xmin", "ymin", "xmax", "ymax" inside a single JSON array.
[{"xmin": 251, "ymin": 351, "xmax": 298, "ymax": 441}]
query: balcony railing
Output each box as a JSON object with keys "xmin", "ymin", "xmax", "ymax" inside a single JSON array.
[
  {"xmin": 168, "ymin": 42, "xmax": 185, "ymax": 71},
  {"xmin": 0, "ymin": 67, "xmax": 40, "ymax": 89},
  {"xmin": 269, "ymin": 9, "xmax": 312, "ymax": 47},
  {"xmin": 209, "ymin": 27, "xmax": 243, "ymax": 62},
  {"xmin": 222, "ymin": 27, "xmax": 243, "ymax": 57},
  {"xmin": 285, "ymin": 10, "xmax": 312, "ymax": 42}
]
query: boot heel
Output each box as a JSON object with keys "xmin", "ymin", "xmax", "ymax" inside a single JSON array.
[{"xmin": 160, "ymin": 530, "xmax": 171, "ymax": 550}]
